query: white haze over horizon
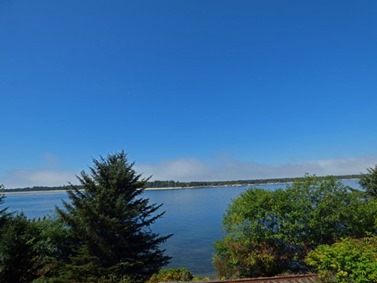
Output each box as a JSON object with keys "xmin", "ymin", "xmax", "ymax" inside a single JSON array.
[{"xmin": 1, "ymin": 155, "xmax": 376, "ymax": 189}]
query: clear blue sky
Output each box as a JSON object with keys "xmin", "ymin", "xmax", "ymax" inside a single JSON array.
[{"xmin": 1, "ymin": 0, "xmax": 377, "ymax": 188}]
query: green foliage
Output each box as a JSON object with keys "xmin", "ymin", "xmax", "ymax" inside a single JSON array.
[
  {"xmin": 30, "ymin": 217, "xmax": 77, "ymax": 281},
  {"xmin": 146, "ymin": 267, "xmax": 194, "ymax": 283},
  {"xmin": 146, "ymin": 267, "xmax": 211, "ymax": 282},
  {"xmin": 192, "ymin": 276, "xmax": 211, "ymax": 281},
  {"xmin": 0, "ymin": 214, "xmax": 56, "ymax": 282},
  {"xmin": 305, "ymin": 236, "xmax": 377, "ymax": 282},
  {"xmin": 0, "ymin": 187, "xmax": 43, "ymax": 283},
  {"xmin": 213, "ymin": 175, "xmax": 377, "ymax": 279},
  {"xmin": 0, "ymin": 185, "xmax": 10, "ymax": 229},
  {"xmin": 55, "ymin": 151, "xmax": 171, "ymax": 282},
  {"xmin": 0, "ymin": 185, "xmax": 70, "ymax": 282},
  {"xmin": 359, "ymin": 165, "xmax": 377, "ymax": 198}
]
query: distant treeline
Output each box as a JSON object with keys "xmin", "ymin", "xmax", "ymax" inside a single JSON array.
[
  {"xmin": 145, "ymin": 174, "xmax": 360, "ymax": 188},
  {"xmin": 3, "ymin": 174, "xmax": 361, "ymax": 192}
]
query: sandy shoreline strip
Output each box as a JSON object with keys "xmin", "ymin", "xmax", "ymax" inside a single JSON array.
[
  {"xmin": 2, "ymin": 183, "xmax": 286, "ymax": 195},
  {"xmin": 3, "ymin": 178, "xmax": 357, "ymax": 195},
  {"xmin": 2, "ymin": 187, "xmax": 217, "ymax": 194}
]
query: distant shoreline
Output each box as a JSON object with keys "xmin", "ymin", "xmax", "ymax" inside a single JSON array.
[
  {"xmin": 2, "ymin": 182, "xmax": 287, "ymax": 195},
  {"xmin": 2, "ymin": 177, "xmax": 360, "ymax": 195},
  {"xmin": 3, "ymin": 190, "xmax": 69, "ymax": 195},
  {"xmin": 1, "ymin": 185, "xmax": 248, "ymax": 195}
]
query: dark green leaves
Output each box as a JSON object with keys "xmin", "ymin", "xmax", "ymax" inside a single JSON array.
[
  {"xmin": 56, "ymin": 151, "xmax": 171, "ymax": 282},
  {"xmin": 359, "ymin": 165, "xmax": 377, "ymax": 198}
]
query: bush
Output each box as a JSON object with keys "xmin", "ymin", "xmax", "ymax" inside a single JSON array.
[
  {"xmin": 305, "ymin": 236, "xmax": 377, "ymax": 282},
  {"xmin": 0, "ymin": 214, "xmax": 53, "ymax": 282},
  {"xmin": 213, "ymin": 175, "xmax": 377, "ymax": 278},
  {"xmin": 146, "ymin": 267, "xmax": 194, "ymax": 283}
]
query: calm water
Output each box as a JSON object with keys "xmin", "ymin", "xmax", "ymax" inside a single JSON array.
[{"xmin": 3, "ymin": 180, "xmax": 360, "ymax": 277}]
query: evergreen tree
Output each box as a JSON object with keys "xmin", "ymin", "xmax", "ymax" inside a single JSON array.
[
  {"xmin": 359, "ymin": 165, "xmax": 377, "ymax": 198},
  {"xmin": 56, "ymin": 152, "xmax": 171, "ymax": 282},
  {"xmin": 0, "ymin": 214, "xmax": 48, "ymax": 283},
  {"xmin": 0, "ymin": 185, "xmax": 10, "ymax": 228},
  {"xmin": 0, "ymin": 187, "xmax": 66, "ymax": 282}
]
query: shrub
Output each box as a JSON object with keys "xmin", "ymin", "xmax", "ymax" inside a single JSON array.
[
  {"xmin": 146, "ymin": 267, "xmax": 194, "ymax": 283},
  {"xmin": 213, "ymin": 175, "xmax": 377, "ymax": 278},
  {"xmin": 305, "ymin": 236, "xmax": 377, "ymax": 282}
]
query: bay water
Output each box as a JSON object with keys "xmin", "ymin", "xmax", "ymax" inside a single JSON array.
[{"xmin": 2, "ymin": 180, "xmax": 360, "ymax": 277}]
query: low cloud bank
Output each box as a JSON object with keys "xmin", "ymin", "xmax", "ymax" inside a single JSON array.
[
  {"xmin": 1, "ymin": 155, "xmax": 377, "ymax": 189},
  {"xmin": 0, "ymin": 169, "xmax": 78, "ymax": 189},
  {"xmin": 136, "ymin": 156, "xmax": 377, "ymax": 182}
]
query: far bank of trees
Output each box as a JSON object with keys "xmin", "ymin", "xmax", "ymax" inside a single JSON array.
[{"xmin": 6, "ymin": 174, "xmax": 361, "ymax": 192}]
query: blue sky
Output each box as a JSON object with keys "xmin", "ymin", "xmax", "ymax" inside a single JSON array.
[{"xmin": 1, "ymin": 0, "xmax": 377, "ymax": 188}]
